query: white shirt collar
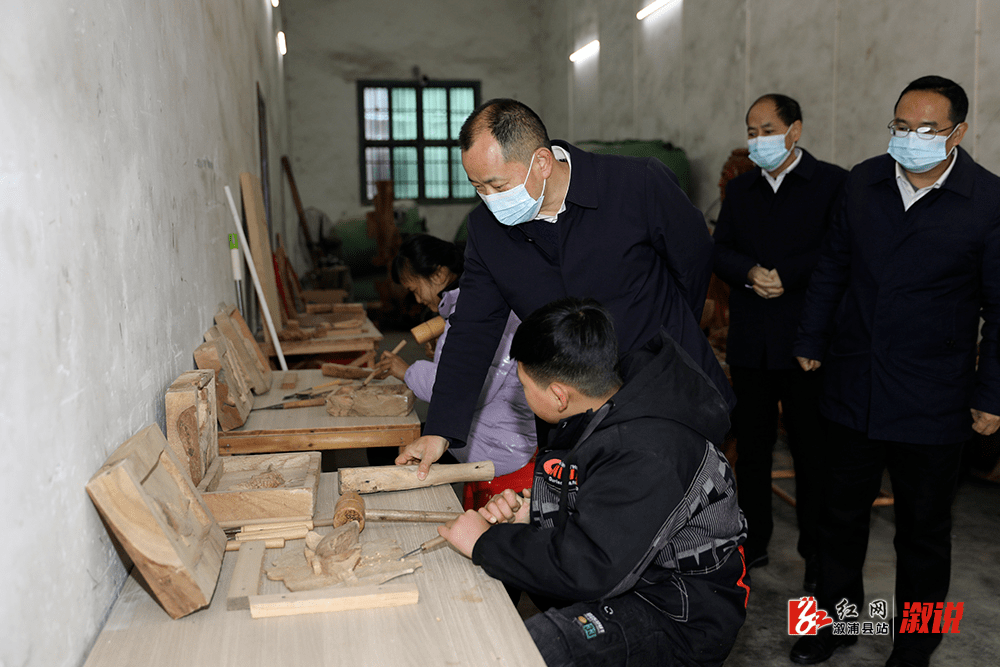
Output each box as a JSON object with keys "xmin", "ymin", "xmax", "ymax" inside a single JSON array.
[
  {"xmin": 535, "ymin": 145, "xmax": 571, "ymax": 223},
  {"xmin": 894, "ymin": 149, "xmax": 957, "ymax": 211},
  {"xmin": 762, "ymin": 147, "xmax": 802, "ymax": 193}
]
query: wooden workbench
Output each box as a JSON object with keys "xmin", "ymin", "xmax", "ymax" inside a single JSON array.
[
  {"xmin": 218, "ymin": 370, "xmax": 421, "ymax": 455},
  {"xmin": 84, "ymin": 474, "xmax": 546, "ymax": 667}
]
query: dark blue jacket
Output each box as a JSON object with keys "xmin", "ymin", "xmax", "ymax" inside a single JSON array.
[
  {"xmin": 793, "ymin": 148, "xmax": 1000, "ymax": 444},
  {"xmin": 714, "ymin": 149, "xmax": 847, "ymax": 369},
  {"xmin": 425, "ymin": 140, "xmax": 733, "ymax": 444}
]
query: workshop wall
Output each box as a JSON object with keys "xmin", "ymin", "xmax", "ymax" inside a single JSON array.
[
  {"xmin": 0, "ymin": 1, "xmax": 289, "ymax": 666},
  {"xmin": 281, "ymin": 0, "xmax": 545, "ymax": 248},
  {"xmin": 540, "ymin": 0, "xmax": 1000, "ymax": 218}
]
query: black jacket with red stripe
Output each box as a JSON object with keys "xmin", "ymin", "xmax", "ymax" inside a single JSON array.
[{"xmin": 472, "ymin": 331, "xmax": 749, "ymax": 665}]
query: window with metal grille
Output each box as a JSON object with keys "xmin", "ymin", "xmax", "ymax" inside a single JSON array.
[{"xmin": 357, "ymin": 81, "xmax": 480, "ymax": 204}]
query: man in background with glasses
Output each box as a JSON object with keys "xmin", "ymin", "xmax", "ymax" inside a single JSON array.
[{"xmin": 791, "ymin": 76, "xmax": 1000, "ymax": 667}]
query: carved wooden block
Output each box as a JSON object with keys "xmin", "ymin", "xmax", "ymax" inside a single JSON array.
[
  {"xmin": 196, "ymin": 452, "xmax": 321, "ymax": 529},
  {"xmin": 215, "ymin": 303, "xmax": 271, "ymax": 394},
  {"xmin": 194, "ymin": 338, "xmax": 252, "ymax": 431},
  {"xmin": 325, "ymin": 384, "xmax": 415, "ymax": 417},
  {"xmin": 165, "ymin": 370, "xmax": 217, "ymax": 486},
  {"xmin": 86, "ymin": 425, "xmax": 225, "ymax": 619}
]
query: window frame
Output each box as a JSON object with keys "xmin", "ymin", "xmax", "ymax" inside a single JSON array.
[{"xmin": 356, "ymin": 79, "xmax": 481, "ymax": 205}]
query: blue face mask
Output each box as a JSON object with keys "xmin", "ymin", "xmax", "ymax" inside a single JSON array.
[
  {"xmin": 478, "ymin": 152, "xmax": 546, "ymax": 226},
  {"xmin": 888, "ymin": 131, "xmax": 954, "ymax": 174},
  {"xmin": 747, "ymin": 130, "xmax": 792, "ymax": 171}
]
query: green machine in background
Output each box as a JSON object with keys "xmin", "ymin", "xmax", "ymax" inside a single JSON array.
[
  {"xmin": 575, "ymin": 139, "xmax": 691, "ymax": 195},
  {"xmin": 452, "ymin": 139, "xmax": 691, "ymax": 244}
]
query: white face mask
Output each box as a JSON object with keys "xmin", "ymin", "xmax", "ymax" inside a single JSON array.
[
  {"xmin": 478, "ymin": 152, "xmax": 546, "ymax": 226},
  {"xmin": 747, "ymin": 129, "xmax": 793, "ymax": 171},
  {"xmin": 887, "ymin": 129, "xmax": 956, "ymax": 174}
]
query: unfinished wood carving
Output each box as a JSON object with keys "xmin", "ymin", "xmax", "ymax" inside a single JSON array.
[
  {"xmin": 165, "ymin": 369, "xmax": 217, "ymax": 486},
  {"xmin": 266, "ymin": 532, "xmax": 420, "ymax": 592},
  {"xmin": 86, "ymin": 425, "xmax": 226, "ymax": 619},
  {"xmin": 196, "ymin": 452, "xmax": 320, "ymax": 529},
  {"xmin": 224, "ymin": 303, "xmax": 273, "ymax": 389},
  {"xmin": 325, "ymin": 384, "xmax": 415, "ymax": 417},
  {"xmin": 194, "ymin": 337, "xmax": 252, "ymax": 431},
  {"xmin": 229, "ymin": 468, "xmax": 286, "ymax": 490},
  {"xmin": 215, "ymin": 304, "xmax": 270, "ymax": 394}
]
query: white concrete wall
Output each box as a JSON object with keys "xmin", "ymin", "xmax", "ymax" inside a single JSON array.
[
  {"xmin": 539, "ymin": 0, "xmax": 1000, "ymax": 215},
  {"xmin": 0, "ymin": 1, "xmax": 289, "ymax": 665},
  {"xmin": 282, "ymin": 0, "xmax": 545, "ymax": 249}
]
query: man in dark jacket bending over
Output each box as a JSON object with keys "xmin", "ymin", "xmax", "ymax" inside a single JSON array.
[
  {"xmin": 440, "ymin": 298, "xmax": 749, "ymax": 667},
  {"xmin": 397, "ymin": 98, "xmax": 732, "ymax": 478}
]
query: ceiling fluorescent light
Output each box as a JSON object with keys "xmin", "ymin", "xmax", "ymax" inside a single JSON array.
[
  {"xmin": 569, "ymin": 40, "xmax": 600, "ymax": 63},
  {"xmin": 277, "ymin": 31, "xmax": 287, "ymax": 55},
  {"xmin": 271, "ymin": 0, "xmax": 279, "ymax": 7},
  {"xmin": 637, "ymin": 0, "xmax": 679, "ymax": 21}
]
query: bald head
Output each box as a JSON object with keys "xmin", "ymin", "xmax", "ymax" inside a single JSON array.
[{"xmin": 459, "ymin": 98, "xmax": 552, "ymax": 165}]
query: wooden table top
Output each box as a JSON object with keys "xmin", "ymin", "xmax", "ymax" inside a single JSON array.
[{"xmin": 84, "ymin": 474, "xmax": 545, "ymax": 667}]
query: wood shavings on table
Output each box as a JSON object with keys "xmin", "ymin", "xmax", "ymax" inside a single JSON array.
[{"xmin": 265, "ymin": 537, "xmax": 421, "ymax": 592}]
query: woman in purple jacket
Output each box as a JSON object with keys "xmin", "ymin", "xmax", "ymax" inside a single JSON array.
[{"xmin": 376, "ymin": 234, "xmax": 537, "ymax": 479}]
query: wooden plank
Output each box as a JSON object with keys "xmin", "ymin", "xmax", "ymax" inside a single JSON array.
[
  {"xmin": 280, "ymin": 372, "xmax": 298, "ymax": 390},
  {"xmin": 164, "ymin": 370, "xmax": 217, "ymax": 486},
  {"xmin": 197, "ymin": 452, "xmax": 320, "ymax": 527},
  {"xmin": 224, "ymin": 304, "xmax": 273, "ymax": 388},
  {"xmin": 249, "ymin": 582, "xmax": 419, "ymax": 619},
  {"xmin": 227, "ymin": 540, "xmax": 267, "ymax": 611},
  {"xmin": 218, "ymin": 425, "xmax": 421, "ymax": 455},
  {"xmin": 339, "ymin": 462, "xmax": 495, "ymax": 495},
  {"xmin": 240, "ymin": 171, "xmax": 285, "ymax": 339},
  {"xmin": 194, "ymin": 338, "xmax": 252, "ymax": 431},
  {"xmin": 321, "ymin": 363, "xmax": 372, "ymax": 380},
  {"xmin": 85, "ymin": 425, "xmax": 226, "ymax": 619},
  {"xmin": 215, "ymin": 304, "xmax": 270, "ymax": 394}
]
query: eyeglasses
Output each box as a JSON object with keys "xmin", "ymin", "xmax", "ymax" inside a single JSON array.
[{"xmin": 887, "ymin": 122, "xmax": 956, "ymax": 140}]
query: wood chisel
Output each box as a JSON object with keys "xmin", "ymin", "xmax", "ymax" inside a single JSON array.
[
  {"xmin": 401, "ymin": 534, "xmax": 447, "ymax": 559},
  {"xmin": 250, "ymin": 397, "xmax": 326, "ymax": 411},
  {"xmin": 282, "ymin": 379, "xmax": 350, "ymax": 400}
]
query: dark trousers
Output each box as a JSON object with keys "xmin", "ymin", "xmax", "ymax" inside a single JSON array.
[
  {"xmin": 817, "ymin": 420, "xmax": 964, "ymax": 660},
  {"xmin": 729, "ymin": 365, "xmax": 823, "ymax": 560}
]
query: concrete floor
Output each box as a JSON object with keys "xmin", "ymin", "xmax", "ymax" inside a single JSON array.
[{"xmin": 337, "ymin": 329, "xmax": 1000, "ymax": 666}]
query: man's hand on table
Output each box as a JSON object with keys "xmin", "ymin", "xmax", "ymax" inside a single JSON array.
[{"xmin": 395, "ymin": 435, "xmax": 449, "ymax": 479}]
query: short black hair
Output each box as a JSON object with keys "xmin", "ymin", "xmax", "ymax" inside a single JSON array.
[
  {"xmin": 390, "ymin": 234, "xmax": 464, "ymax": 285},
  {"xmin": 458, "ymin": 98, "xmax": 552, "ymax": 164},
  {"xmin": 510, "ymin": 298, "xmax": 622, "ymax": 398},
  {"xmin": 895, "ymin": 75, "xmax": 968, "ymax": 124},
  {"xmin": 747, "ymin": 94, "xmax": 803, "ymax": 127}
]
